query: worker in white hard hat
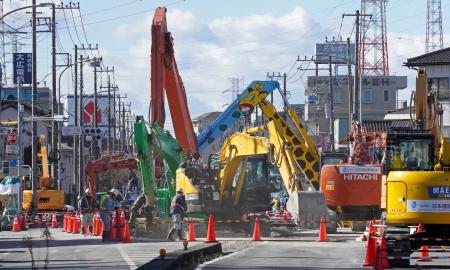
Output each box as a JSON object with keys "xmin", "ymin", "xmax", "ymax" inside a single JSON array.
[
  {"xmin": 78, "ymin": 188, "xmax": 94, "ymax": 236},
  {"xmin": 167, "ymin": 187, "xmax": 187, "ymax": 241}
]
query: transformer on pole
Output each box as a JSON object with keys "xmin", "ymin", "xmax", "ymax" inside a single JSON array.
[{"xmin": 360, "ymin": 0, "xmax": 389, "ymax": 76}]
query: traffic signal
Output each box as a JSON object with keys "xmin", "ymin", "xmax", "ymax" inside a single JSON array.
[
  {"xmin": 2, "ymin": 160, "xmax": 9, "ymax": 175},
  {"xmin": 83, "ymin": 128, "xmax": 102, "ymax": 140}
]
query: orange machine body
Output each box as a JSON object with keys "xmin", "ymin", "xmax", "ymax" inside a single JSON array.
[{"xmin": 320, "ymin": 164, "xmax": 383, "ymax": 213}]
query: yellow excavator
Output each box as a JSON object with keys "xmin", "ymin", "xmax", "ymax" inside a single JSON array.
[
  {"xmin": 178, "ymin": 83, "xmax": 327, "ymax": 227},
  {"xmin": 22, "ymin": 135, "xmax": 64, "ymax": 211},
  {"xmin": 383, "ymin": 69, "xmax": 450, "ymax": 267}
]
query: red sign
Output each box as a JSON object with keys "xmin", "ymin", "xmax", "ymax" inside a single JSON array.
[
  {"xmin": 83, "ymin": 101, "xmax": 102, "ymax": 124},
  {"xmin": 7, "ymin": 132, "xmax": 17, "ymax": 144}
]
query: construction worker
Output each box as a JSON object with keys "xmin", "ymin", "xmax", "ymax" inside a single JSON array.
[
  {"xmin": 99, "ymin": 189, "xmax": 119, "ymax": 242},
  {"xmin": 78, "ymin": 188, "xmax": 94, "ymax": 236},
  {"xmin": 167, "ymin": 187, "xmax": 187, "ymax": 241}
]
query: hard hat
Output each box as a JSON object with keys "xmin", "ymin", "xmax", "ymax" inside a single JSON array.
[
  {"xmin": 177, "ymin": 187, "xmax": 184, "ymax": 193},
  {"xmin": 110, "ymin": 188, "xmax": 120, "ymax": 196},
  {"xmin": 85, "ymin": 188, "xmax": 91, "ymax": 194}
]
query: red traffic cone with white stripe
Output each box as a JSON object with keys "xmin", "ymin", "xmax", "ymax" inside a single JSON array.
[
  {"xmin": 205, "ymin": 214, "xmax": 217, "ymax": 243},
  {"xmin": 12, "ymin": 216, "xmax": 21, "ymax": 232},
  {"xmin": 51, "ymin": 214, "xmax": 58, "ymax": 228},
  {"xmin": 416, "ymin": 224, "xmax": 432, "ymax": 262},
  {"xmin": 362, "ymin": 231, "xmax": 377, "ymax": 266}
]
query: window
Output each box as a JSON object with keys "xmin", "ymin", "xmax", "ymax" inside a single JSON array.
[
  {"xmin": 429, "ymin": 77, "xmax": 449, "ymax": 99},
  {"xmin": 362, "ymin": 89, "xmax": 373, "ymax": 103},
  {"xmin": 387, "ymin": 137, "xmax": 434, "ymax": 171},
  {"xmin": 333, "ymin": 90, "xmax": 342, "ymax": 104},
  {"xmin": 384, "ymin": 90, "xmax": 389, "ymax": 102}
]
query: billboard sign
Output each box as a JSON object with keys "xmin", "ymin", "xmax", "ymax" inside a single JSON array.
[
  {"xmin": 67, "ymin": 95, "xmax": 114, "ymax": 126},
  {"xmin": 13, "ymin": 53, "xmax": 32, "ymax": 84},
  {"xmin": 315, "ymin": 42, "xmax": 355, "ymax": 64}
]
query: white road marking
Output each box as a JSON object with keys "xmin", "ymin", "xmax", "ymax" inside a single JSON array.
[
  {"xmin": 195, "ymin": 242, "xmax": 265, "ymax": 270},
  {"xmin": 117, "ymin": 246, "xmax": 137, "ymax": 270}
]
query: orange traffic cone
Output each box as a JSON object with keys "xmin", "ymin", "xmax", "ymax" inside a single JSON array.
[
  {"xmin": 316, "ymin": 216, "xmax": 328, "ymax": 242},
  {"xmin": 188, "ymin": 219, "xmax": 196, "ymax": 242},
  {"xmin": 282, "ymin": 210, "xmax": 288, "ymax": 223},
  {"xmin": 72, "ymin": 215, "xmax": 80, "ymax": 234},
  {"xmin": 110, "ymin": 213, "xmax": 117, "ymax": 240},
  {"xmin": 373, "ymin": 245, "xmax": 384, "ymax": 270},
  {"xmin": 12, "ymin": 216, "xmax": 21, "ymax": 232},
  {"xmin": 122, "ymin": 222, "xmax": 131, "ymax": 243},
  {"xmin": 205, "ymin": 214, "xmax": 217, "ymax": 243},
  {"xmin": 380, "ymin": 234, "xmax": 390, "ymax": 268},
  {"xmin": 93, "ymin": 216, "xmax": 98, "ymax": 236},
  {"xmin": 252, "ymin": 217, "xmax": 261, "ymax": 241},
  {"xmin": 51, "ymin": 214, "xmax": 58, "ymax": 228},
  {"xmin": 417, "ymin": 245, "xmax": 432, "ymax": 262},
  {"xmin": 362, "ymin": 231, "xmax": 377, "ymax": 266},
  {"xmin": 62, "ymin": 215, "xmax": 66, "ymax": 232}
]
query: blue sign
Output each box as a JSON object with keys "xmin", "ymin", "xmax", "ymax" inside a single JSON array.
[
  {"xmin": 428, "ymin": 186, "xmax": 450, "ymax": 198},
  {"xmin": 13, "ymin": 53, "xmax": 32, "ymax": 84}
]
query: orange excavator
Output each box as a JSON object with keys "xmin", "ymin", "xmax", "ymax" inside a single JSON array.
[
  {"xmin": 320, "ymin": 121, "xmax": 385, "ymax": 231},
  {"xmin": 84, "ymin": 154, "xmax": 137, "ymax": 197}
]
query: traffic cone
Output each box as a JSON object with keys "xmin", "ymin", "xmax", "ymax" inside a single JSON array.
[
  {"xmin": 188, "ymin": 219, "xmax": 196, "ymax": 242},
  {"xmin": 373, "ymin": 245, "xmax": 384, "ymax": 270},
  {"xmin": 282, "ymin": 210, "xmax": 288, "ymax": 223},
  {"xmin": 252, "ymin": 217, "xmax": 261, "ymax": 241},
  {"xmin": 274, "ymin": 210, "xmax": 280, "ymax": 223},
  {"xmin": 122, "ymin": 222, "xmax": 131, "ymax": 243},
  {"xmin": 116, "ymin": 211, "xmax": 124, "ymax": 241},
  {"xmin": 12, "ymin": 216, "xmax": 21, "ymax": 232},
  {"xmin": 110, "ymin": 213, "xmax": 117, "ymax": 240},
  {"xmin": 92, "ymin": 216, "xmax": 98, "ymax": 236},
  {"xmin": 316, "ymin": 216, "xmax": 329, "ymax": 242},
  {"xmin": 380, "ymin": 234, "xmax": 390, "ymax": 268},
  {"xmin": 62, "ymin": 215, "xmax": 66, "ymax": 232},
  {"xmin": 72, "ymin": 215, "xmax": 80, "ymax": 234},
  {"xmin": 417, "ymin": 224, "xmax": 423, "ymax": 233},
  {"xmin": 51, "ymin": 214, "xmax": 58, "ymax": 228},
  {"xmin": 417, "ymin": 245, "xmax": 432, "ymax": 262},
  {"xmin": 362, "ymin": 232, "xmax": 377, "ymax": 266},
  {"xmin": 205, "ymin": 214, "xmax": 217, "ymax": 243}
]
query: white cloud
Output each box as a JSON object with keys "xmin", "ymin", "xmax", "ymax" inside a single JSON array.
[{"xmin": 111, "ymin": 5, "xmax": 428, "ymax": 129}]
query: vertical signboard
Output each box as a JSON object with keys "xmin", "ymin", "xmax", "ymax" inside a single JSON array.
[{"xmin": 13, "ymin": 53, "xmax": 32, "ymax": 84}]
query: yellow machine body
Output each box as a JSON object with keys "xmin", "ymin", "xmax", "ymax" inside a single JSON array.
[{"xmin": 22, "ymin": 189, "xmax": 65, "ymax": 211}]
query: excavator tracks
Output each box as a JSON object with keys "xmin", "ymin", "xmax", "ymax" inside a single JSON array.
[{"xmin": 384, "ymin": 227, "xmax": 411, "ymax": 268}]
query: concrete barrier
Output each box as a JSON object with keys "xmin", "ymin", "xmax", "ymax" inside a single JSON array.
[{"xmin": 137, "ymin": 243, "xmax": 222, "ymax": 270}]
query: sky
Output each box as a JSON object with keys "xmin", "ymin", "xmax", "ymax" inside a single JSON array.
[{"xmin": 2, "ymin": 0, "xmax": 450, "ymax": 133}]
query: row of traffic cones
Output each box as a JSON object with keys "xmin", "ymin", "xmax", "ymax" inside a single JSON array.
[
  {"xmin": 12, "ymin": 213, "xmax": 60, "ymax": 232},
  {"xmin": 187, "ymin": 214, "xmax": 328, "ymax": 242},
  {"xmin": 362, "ymin": 222, "xmax": 433, "ymax": 270}
]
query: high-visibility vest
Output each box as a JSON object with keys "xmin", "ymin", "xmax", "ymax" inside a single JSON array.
[{"xmin": 99, "ymin": 194, "xmax": 109, "ymax": 210}]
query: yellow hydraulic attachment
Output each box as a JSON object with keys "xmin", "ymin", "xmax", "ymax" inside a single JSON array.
[{"xmin": 23, "ymin": 135, "xmax": 64, "ymax": 211}]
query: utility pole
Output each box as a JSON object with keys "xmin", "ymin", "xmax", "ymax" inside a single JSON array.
[
  {"xmin": 51, "ymin": 3, "xmax": 57, "ymax": 183},
  {"xmin": 347, "ymin": 37, "xmax": 353, "ymax": 131},
  {"xmin": 266, "ymin": 72, "xmax": 289, "ymax": 116},
  {"xmin": 328, "ymin": 56, "xmax": 334, "ymax": 152},
  {"xmin": 73, "ymin": 45, "xmax": 78, "ymax": 206},
  {"xmin": 343, "ymin": 11, "xmax": 371, "ymax": 123},
  {"xmin": 31, "ymin": 0, "xmax": 38, "ymax": 218},
  {"xmin": 79, "ymin": 54, "xmax": 84, "ymax": 196},
  {"xmin": 98, "ymin": 67, "xmax": 115, "ymax": 154}
]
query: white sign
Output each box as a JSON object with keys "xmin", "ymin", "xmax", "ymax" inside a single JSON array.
[
  {"xmin": 5, "ymin": 145, "xmax": 18, "ymax": 155},
  {"xmin": 407, "ymin": 200, "xmax": 450, "ymax": 213},
  {"xmin": 62, "ymin": 126, "xmax": 82, "ymax": 136},
  {"xmin": 339, "ymin": 166, "xmax": 382, "ymax": 174},
  {"xmin": 315, "ymin": 42, "xmax": 356, "ymax": 64}
]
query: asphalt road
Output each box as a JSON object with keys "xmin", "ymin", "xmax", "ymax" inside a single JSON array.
[
  {"xmin": 0, "ymin": 228, "xmax": 201, "ymax": 270},
  {"xmin": 197, "ymin": 237, "xmax": 368, "ymax": 270}
]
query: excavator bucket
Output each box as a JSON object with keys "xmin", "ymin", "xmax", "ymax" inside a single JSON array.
[{"xmin": 286, "ymin": 191, "xmax": 328, "ymax": 229}]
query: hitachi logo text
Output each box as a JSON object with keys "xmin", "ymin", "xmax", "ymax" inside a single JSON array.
[{"xmin": 343, "ymin": 174, "xmax": 378, "ymax": 181}]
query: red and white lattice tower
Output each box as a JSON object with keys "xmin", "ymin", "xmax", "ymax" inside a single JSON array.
[
  {"xmin": 360, "ymin": 0, "xmax": 389, "ymax": 76},
  {"xmin": 426, "ymin": 0, "xmax": 443, "ymax": 53}
]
